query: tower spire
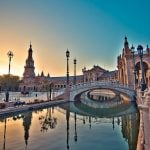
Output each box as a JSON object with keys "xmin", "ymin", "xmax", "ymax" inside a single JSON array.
[
  {"xmin": 30, "ymin": 41, "xmax": 32, "ymax": 49},
  {"xmin": 147, "ymin": 44, "xmax": 149, "ymax": 53},
  {"xmin": 124, "ymin": 36, "xmax": 129, "ymax": 49},
  {"xmin": 29, "ymin": 42, "xmax": 32, "ymax": 52}
]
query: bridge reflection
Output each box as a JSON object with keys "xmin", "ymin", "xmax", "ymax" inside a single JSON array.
[
  {"xmin": 0, "ymin": 99, "xmax": 139, "ymax": 150},
  {"xmin": 59, "ymin": 102, "xmax": 139, "ymax": 150}
]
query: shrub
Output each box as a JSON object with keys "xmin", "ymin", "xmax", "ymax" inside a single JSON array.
[{"xmin": 0, "ymin": 103, "xmax": 6, "ymax": 109}]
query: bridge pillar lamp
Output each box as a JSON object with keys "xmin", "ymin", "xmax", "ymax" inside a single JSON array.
[
  {"xmin": 137, "ymin": 45, "xmax": 147, "ymax": 91},
  {"xmin": 74, "ymin": 59, "xmax": 77, "ymax": 85},
  {"xmin": 49, "ymin": 83, "xmax": 53, "ymax": 101},
  {"xmin": 131, "ymin": 45, "xmax": 136, "ymax": 90},
  {"xmin": 66, "ymin": 49, "xmax": 70, "ymax": 86}
]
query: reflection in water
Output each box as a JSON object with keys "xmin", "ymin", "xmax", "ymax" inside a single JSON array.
[
  {"xmin": 83, "ymin": 116, "xmax": 85, "ymax": 124},
  {"xmin": 89, "ymin": 116, "xmax": 91, "ymax": 129},
  {"xmin": 121, "ymin": 113, "xmax": 139, "ymax": 150},
  {"xmin": 3, "ymin": 119, "xmax": 7, "ymax": 150},
  {"xmin": 23, "ymin": 111, "xmax": 32, "ymax": 149},
  {"xmin": 74, "ymin": 113, "xmax": 77, "ymax": 142},
  {"xmin": 112, "ymin": 117, "xmax": 114, "ymax": 130},
  {"xmin": 66, "ymin": 109, "xmax": 70, "ymax": 150},
  {"xmin": 39, "ymin": 107, "xmax": 57, "ymax": 132},
  {"xmin": 0, "ymin": 101, "xmax": 139, "ymax": 150},
  {"xmin": 117, "ymin": 117, "xmax": 121, "ymax": 126}
]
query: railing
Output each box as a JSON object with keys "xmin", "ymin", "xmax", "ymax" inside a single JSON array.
[
  {"xmin": 52, "ymin": 81, "xmax": 135, "ymax": 100},
  {"xmin": 70, "ymin": 81, "xmax": 133, "ymax": 92}
]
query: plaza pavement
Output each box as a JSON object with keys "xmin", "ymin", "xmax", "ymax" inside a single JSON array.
[{"xmin": 0, "ymin": 90, "xmax": 70, "ymax": 118}]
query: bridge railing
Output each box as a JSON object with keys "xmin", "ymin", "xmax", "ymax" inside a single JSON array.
[
  {"xmin": 53, "ymin": 81, "xmax": 134, "ymax": 99},
  {"xmin": 70, "ymin": 81, "xmax": 133, "ymax": 92}
]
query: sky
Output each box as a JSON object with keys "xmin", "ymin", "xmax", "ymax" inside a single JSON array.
[{"xmin": 0, "ymin": 0, "xmax": 150, "ymax": 77}]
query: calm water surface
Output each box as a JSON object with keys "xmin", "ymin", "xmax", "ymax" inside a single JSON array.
[{"xmin": 0, "ymin": 101, "xmax": 139, "ymax": 150}]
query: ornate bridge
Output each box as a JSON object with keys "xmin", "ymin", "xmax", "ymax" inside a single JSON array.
[{"xmin": 56, "ymin": 81, "xmax": 136, "ymax": 101}]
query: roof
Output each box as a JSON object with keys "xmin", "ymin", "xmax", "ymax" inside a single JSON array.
[
  {"xmin": 83, "ymin": 65, "xmax": 107, "ymax": 73},
  {"xmin": 50, "ymin": 75, "xmax": 83, "ymax": 82}
]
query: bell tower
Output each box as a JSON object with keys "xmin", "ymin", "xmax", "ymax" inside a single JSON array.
[
  {"xmin": 124, "ymin": 36, "xmax": 129, "ymax": 49},
  {"xmin": 23, "ymin": 43, "xmax": 35, "ymax": 78}
]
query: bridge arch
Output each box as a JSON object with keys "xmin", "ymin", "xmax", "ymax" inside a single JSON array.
[{"xmin": 69, "ymin": 82, "xmax": 135, "ymax": 102}]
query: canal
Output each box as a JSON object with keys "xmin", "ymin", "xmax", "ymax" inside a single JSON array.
[{"xmin": 0, "ymin": 90, "xmax": 139, "ymax": 150}]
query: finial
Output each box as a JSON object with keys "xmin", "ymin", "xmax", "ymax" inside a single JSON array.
[
  {"xmin": 131, "ymin": 44, "xmax": 135, "ymax": 51},
  {"xmin": 124, "ymin": 35, "xmax": 129, "ymax": 49},
  {"xmin": 30, "ymin": 41, "xmax": 32, "ymax": 48},
  {"xmin": 146, "ymin": 44, "xmax": 149, "ymax": 53},
  {"xmin": 47, "ymin": 73, "xmax": 50, "ymax": 77}
]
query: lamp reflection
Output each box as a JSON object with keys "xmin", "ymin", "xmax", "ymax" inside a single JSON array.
[{"xmin": 39, "ymin": 108, "xmax": 57, "ymax": 132}]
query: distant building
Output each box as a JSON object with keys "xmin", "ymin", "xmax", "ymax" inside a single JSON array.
[
  {"xmin": 117, "ymin": 37, "xmax": 150, "ymax": 89},
  {"xmin": 19, "ymin": 44, "xmax": 83, "ymax": 92},
  {"xmin": 82, "ymin": 65, "xmax": 118, "ymax": 83},
  {"xmin": 100, "ymin": 70, "xmax": 118, "ymax": 82}
]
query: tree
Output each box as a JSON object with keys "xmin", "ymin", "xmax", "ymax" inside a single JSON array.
[{"xmin": 0, "ymin": 74, "xmax": 20, "ymax": 91}]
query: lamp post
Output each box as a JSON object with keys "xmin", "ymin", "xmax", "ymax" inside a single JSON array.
[
  {"xmin": 137, "ymin": 45, "xmax": 147, "ymax": 91},
  {"xmin": 7, "ymin": 51, "xmax": 14, "ymax": 75},
  {"xmin": 3, "ymin": 51, "xmax": 14, "ymax": 150},
  {"xmin": 74, "ymin": 59, "xmax": 77, "ymax": 85},
  {"xmin": 66, "ymin": 49, "xmax": 70, "ymax": 86},
  {"xmin": 6, "ymin": 51, "xmax": 14, "ymax": 102},
  {"xmin": 131, "ymin": 45, "xmax": 136, "ymax": 90},
  {"xmin": 49, "ymin": 83, "xmax": 53, "ymax": 101}
]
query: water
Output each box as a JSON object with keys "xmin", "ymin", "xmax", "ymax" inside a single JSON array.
[{"xmin": 0, "ymin": 92, "xmax": 139, "ymax": 150}]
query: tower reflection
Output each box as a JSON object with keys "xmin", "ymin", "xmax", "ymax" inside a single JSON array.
[
  {"xmin": 121, "ymin": 112, "xmax": 139, "ymax": 150},
  {"xmin": 22, "ymin": 111, "xmax": 32, "ymax": 149}
]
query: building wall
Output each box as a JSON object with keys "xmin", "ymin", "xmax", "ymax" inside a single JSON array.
[
  {"xmin": 82, "ymin": 65, "xmax": 118, "ymax": 83},
  {"xmin": 117, "ymin": 37, "xmax": 150, "ymax": 89}
]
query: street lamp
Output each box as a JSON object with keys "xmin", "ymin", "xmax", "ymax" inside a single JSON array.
[
  {"xmin": 137, "ymin": 45, "xmax": 147, "ymax": 91},
  {"xmin": 131, "ymin": 45, "xmax": 136, "ymax": 90},
  {"xmin": 66, "ymin": 49, "xmax": 70, "ymax": 86},
  {"xmin": 74, "ymin": 59, "xmax": 77, "ymax": 85},
  {"xmin": 5, "ymin": 51, "xmax": 14, "ymax": 102},
  {"xmin": 7, "ymin": 51, "xmax": 14, "ymax": 75},
  {"xmin": 49, "ymin": 83, "xmax": 53, "ymax": 101}
]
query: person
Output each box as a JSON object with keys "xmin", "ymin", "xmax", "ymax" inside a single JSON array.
[{"xmin": 5, "ymin": 91, "xmax": 9, "ymax": 102}]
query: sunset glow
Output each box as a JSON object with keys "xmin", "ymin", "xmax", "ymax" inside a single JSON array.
[{"xmin": 0, "ymin": 0, "xmax": 150, "ymax": 77}]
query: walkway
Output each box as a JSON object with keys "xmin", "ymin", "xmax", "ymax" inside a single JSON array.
[{"xmin": 0, "ymin": 99, "xmax": 68, "ymax": 118}]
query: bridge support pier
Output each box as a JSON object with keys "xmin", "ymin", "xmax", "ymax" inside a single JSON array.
[{"xmin": 65, "ymin": 87, "xmax": 70, "ymax": 101}]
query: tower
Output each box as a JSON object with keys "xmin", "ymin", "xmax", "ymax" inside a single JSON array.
[
  {"xmin": 23, "ymin": 43, "xmax": 35, "ymax": 78},
  {"xmin": 117, "ymin": 37, "xmax": 133, "ymax": 87},
  {"xmin": 124, "ymin": 36, "xmax": 129, "ymax": 49}
]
